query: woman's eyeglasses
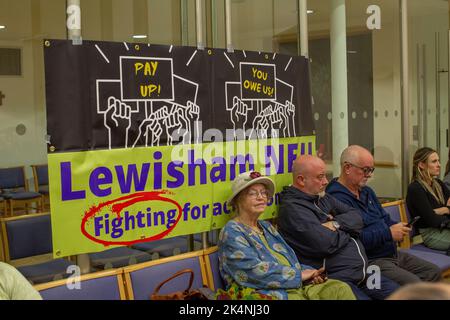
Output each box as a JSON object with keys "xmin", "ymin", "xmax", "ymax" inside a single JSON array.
[{"xmin": 247, "ymin": 190, "xmax": 269, "ymax": 199}]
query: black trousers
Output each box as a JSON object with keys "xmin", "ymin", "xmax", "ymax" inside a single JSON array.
[{"xmin": 370, "ymin": 251, "xmax": 441, "ymax": 285}]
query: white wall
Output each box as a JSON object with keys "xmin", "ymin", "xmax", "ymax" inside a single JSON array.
[{"xmin": 0, "ymin": 0, "xmax": 65, "ymax": 188}]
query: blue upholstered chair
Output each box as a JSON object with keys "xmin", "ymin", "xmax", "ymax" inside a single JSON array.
[
  {"xmin": 382, "ymin": 201, "xmax": 409, "ymax": 249},
  {"xmin": 402, "ymin": 203, "xmax": 450, "ymax": 278},
  {"xmin": 0, "ymin": 196, "xmax": 6, "ymax": 216},
  {"xmin": 35, "ymin": 268, "xmax": 127, "ymax": 300},
  {"xmin": 203, "ymin": 246, "xmax": 225, "ymax": 291},
  {"xmin": 193, "ymin": 231, "xmax": 219, "ymax": 250},
  {"xmin": 31, "ymin": 164, "xmax": 49, "ymax": 210},
  {"xmin": 401, "ymin": 248, "xmax": 450, "ymax": 278},
  {"xmin": 88, "ymin": 246, "xmax": 153, "ymax": 271},
  {"xmin": 402, "ymin": 204, "xmax": 447, "ymax": 253},
  {"xmin": 0, "ymin": 213, "xmax": 73, "ymax": 284},
  {"xmin": 0, "ymin": 166, "xmax": 43, "ymax": 216},
  {"xmin": 383, "ymin": 201, "xmax": 450, "ymax": 278},
  {"xmin": 122, "ymin": 250, "xmax": 208, "ymax": 300},
  {"xmin": 131, "ymin": 236, "xmax": 189, "ymax": 258}
]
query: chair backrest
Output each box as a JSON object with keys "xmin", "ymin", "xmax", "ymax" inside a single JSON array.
[
  {"xmin": 31, "ymin": 164, "xmax": 48, "ymax": 188},
  {"xmin": 0, "ymin": 213, "xmax": 53, "ymax": 261},
  {"xmin": 35, "ymin": 269, "xmax": 127, "ymax": 300},
  {"xmin": 123, "ymin": 250, "xmax": 208, "ymax": 300},
  {"xmin": 382, "ymin": 200, "xmax": 410, "ymax": 248},
  {"xmin": 193, "ymin": 231, "xmax": 219, "ymax": 248},
  {"xmin": 403, "ymin": 201, "xmax": 421, "ymax": 242},
  {"xmin": 0, "ymin": 166, "xmax": 27, "ymax": 191},
  {"xmin": 203, "ymin": 246, "xmax": 225, "ymax": 291},
  {"xmin": 382, "ymin": 201, "xmax": 402, "ymax": 222}
]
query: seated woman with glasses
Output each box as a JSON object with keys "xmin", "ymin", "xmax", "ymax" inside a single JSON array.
[
  {"xmin": 216, "ymin": 171, "xmax": 356, "ymax": 300},
  {"xmin": 406, "ymin": 147, "xmax": 450, "ymax": 253}
]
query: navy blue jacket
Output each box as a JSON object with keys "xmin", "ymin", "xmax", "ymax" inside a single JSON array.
[
  {"xmin": 278, "ymin": 186, "xmax": 368, "ymax": 285},
  {"xmin": 326, "ymin": 179, "xmax": 397, "ymax": 260}
]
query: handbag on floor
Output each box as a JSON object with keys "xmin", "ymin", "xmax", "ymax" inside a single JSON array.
[{"xmin": 150, "ymin": 268, "xmax": 208, "ymax": 300}]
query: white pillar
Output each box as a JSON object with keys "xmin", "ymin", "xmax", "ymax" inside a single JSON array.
[
  {"xmin": 400, "ymin": 0, "xmax": 410, "ymax": 195},
  {"xmin": 299, "ymin": 0, "xmax": 308, "ymax": 58},
  {"xmin": 66, "ymin": 0, "xmax": 82, "ymax": 44},
  {"xmin": 195, "ymin": 0, "xmax": 204, "ymax": 49},
  {"xmin": 330, "ymin": 0, "xmax": 348, "ymax": 175},
  {"xmin": 225, "ymin": 0, "xmax": 233, "ymax": 52}
]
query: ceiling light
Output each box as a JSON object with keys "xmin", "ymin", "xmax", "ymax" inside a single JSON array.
[
  {"xmin": 133, "ymin": 34, "xmax": 147, "ymax": 39},
  {"xmin": 0, "ymin": 25, "xmax": 6, "ymax": 30},
  {"xmin": 307, "ymin": 10, "xmax": 314, "ymax": 14}
]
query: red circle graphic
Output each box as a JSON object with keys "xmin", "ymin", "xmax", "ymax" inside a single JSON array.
[{"xmin": 81, "ymin": 190, "xmax": 182, "ymax": 246}]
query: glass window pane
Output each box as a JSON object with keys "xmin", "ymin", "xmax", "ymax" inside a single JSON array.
[
  {"xmin": 309, "ymin": 0, "xmax": 403, "ymax": 198},
  {"xmin": 308, "ymin": 1, "xmax": 331, "ymax": 164},
  {"xmin": 409, "ymin": 0, "xmax": 449, "ymax": 179},
  {"xmin": 214, "ymin": 0, "xmax": 298, "ymax": 53},
  {"xmin": 81, "ymin": 0, "xmax": 182, "ymax": 45},
  {"xmin": 346, "ymin": 0, "xmax": 402, "ymax": 199}
]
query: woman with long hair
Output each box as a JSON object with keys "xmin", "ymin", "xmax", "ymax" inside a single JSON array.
[
  {"xmin": 406, "ymin": 147, "xmax": 450, "ymax": 252},
  {"xmin": 217, "ymin": 171, "xmax": 356, "ymax": 300}
]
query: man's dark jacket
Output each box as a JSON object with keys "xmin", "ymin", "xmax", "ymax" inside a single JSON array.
[
  {"xmin": 278, "ymin": 186, "xmax": 368, "ymax": 284},
  {"xmin": 326, "ymin": 178, "xmax": 397, "ymax": 260}
]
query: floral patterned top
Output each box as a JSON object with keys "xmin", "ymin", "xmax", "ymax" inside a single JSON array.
[{"xmin": 218, "ymin": 219, "xmax": 313, "ymax": 300}]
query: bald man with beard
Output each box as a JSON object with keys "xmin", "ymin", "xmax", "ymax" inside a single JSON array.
[
  {"xmin": 326, "ymin": 145, "xmax": 441, "ymax": 285},
  {"xmin": 278, "ymin": 155, "xmax": 400, "ymax": 300}
]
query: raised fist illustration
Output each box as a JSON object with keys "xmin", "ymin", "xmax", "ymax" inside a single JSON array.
[
  {"xmin": 104, "ymin": 96, "xmax": 132, "ymax": 148},
  {"xmin": 230, "ymin": 96, "xmax": 248, "ymax": 132},
  {"xmin": 250, "ymin": 105, "xmax": 272, "ymax": 139},
  {"xmin": 133, "ymin": 108, "xmax": 166, "ymax": 147},
  {"xmin": 165, "ymin": 104, "xmax": 190, "ymax": 145}
]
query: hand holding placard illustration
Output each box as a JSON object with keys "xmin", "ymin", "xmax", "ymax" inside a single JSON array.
[
  {"xmin": 250, "ymin": 105, "xmax": 272, "ymax": 139},
  {"xmin": 230, "ymin": 96, "xmax": 248, "ymax": 134},
  {"xmin": 187, "ymin": 100, "xmax": 200, "ymax": 121},
  {"xmin": 284, "ymin": 100, "xmax": 296, "ymax": 137},
  {"xmin": 272, "ymin": 103, "xmax": 288, "ymax": 138},
  {"xmin": 104, "ymin": 96, "xmax": 132, "ymax": 148},
  {"xmin": 133, "ymin": 109, "xmax": 165, "ymax": 148},
  {"xmin": 165, "ymin": 104, "xmax": 190, "ymax": 145},
  {"xmin": 186, "ymin": 101, "xmax": 200, "ymax": 143}
]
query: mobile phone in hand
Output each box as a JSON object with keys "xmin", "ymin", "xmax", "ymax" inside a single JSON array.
[
  {"xmin": 406, "ymin": 216, "xmax": 420, "ymax": 227},
  {"xmin": 319, "ymin": 269, "xmax": 328, "ymax": 281}
]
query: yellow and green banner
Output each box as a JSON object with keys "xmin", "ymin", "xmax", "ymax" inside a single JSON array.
[{"xmin": 49, "ymin": 136, "xmax": 314, "ymax": 257}]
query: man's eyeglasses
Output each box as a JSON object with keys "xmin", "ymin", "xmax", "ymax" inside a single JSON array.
[
  {"xmin": 247, "ymin": 190, "xmax": 270, "ymax": 199},
  {"xmin": 345, "ymin": 162, "xmax": 375, "ymax": 176}
]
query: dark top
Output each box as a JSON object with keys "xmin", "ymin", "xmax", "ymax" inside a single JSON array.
[
  {"xmin": 278, "ymin": 186, "xmax": 368, "ymax": 284},
  {"xmin": 326, "ymin": 179, "xmax": 397, "ymax": 260},
  {"xmin": 406, "ymin": 180, "xmax": 450, "ymax": 229}
]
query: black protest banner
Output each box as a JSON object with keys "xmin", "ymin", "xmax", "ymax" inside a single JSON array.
[{"xmin": 44, "ymin": 40, "xmax": 313, "ymax": 151}]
